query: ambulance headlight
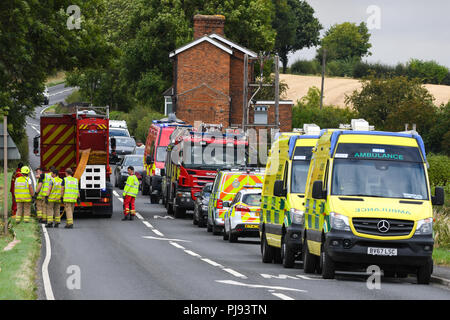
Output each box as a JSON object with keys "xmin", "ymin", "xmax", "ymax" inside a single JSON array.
[
  {"xmin": 415, "ymin": 218, "xmax": 433, "ymax": 235},
  {"xmin": 290, "ymin": 208, "xmax": 304, "ymax": 225},
  {"xmin": 330, "ymin": 212, "xmax": 350, "ymax": 231}
]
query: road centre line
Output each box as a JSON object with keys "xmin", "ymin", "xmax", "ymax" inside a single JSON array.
[
  {"xmin": 169, "ymin": 241, "xmax": 186, "ymax": 249},
  {"xmin": 41, "ymin": 224, "xmax": 55, "ymax": 300},
  {"xmin": 201, "ymin": 258, "xmax": 224, "ymax": 268},
  {"xmin": 271, "ymin": 292, "xmax": 295, "ymax": 300},
  {"xmin": 223, "ymin": 268, "xmax": 248, "ymax": 279}
]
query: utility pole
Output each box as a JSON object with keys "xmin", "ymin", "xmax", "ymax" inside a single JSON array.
[
  {"xmin": 3, "ymin": 115, "xmax": 7, "ymax": 235},
  {"xmin": 320, "ymin": 49, "xmax": 327, "ymax": 110}
]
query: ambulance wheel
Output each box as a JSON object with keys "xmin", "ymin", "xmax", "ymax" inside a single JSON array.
[
  {"xmin": 417, "ymin": 258, "xmax": 433, "ymax": 284},
  {"xmin": 303, "ymin": 240, "xmax": 318, "ymax": 274},
  {"xmin": 320, "ymin": 245, "xmax": 335, "ymax": 279},
  {"xmin": 281, "ymin": 235, "xmax": 295, "ymax": 268},
  {"xmin": 261, "ymin": 232, "xmax": 274, "ymax": 263}
]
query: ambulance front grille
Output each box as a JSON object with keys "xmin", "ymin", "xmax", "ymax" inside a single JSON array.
[{"xmin": 352, "ymin": 218, "xmax": 414, "ymax": 236}]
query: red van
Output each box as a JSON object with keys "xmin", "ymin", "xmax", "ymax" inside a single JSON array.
[{"xmin": 142, "ymin": 116, "xmax": 188, "ymax": 203}]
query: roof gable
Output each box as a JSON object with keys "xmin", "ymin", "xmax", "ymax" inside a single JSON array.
[
  {"xmin": 208, "ymin": 34, "xmax": 257, "ymax": 57},
  {"xmin": 169, "ymin": 36, "xmax": 233, "ymax": 58}
]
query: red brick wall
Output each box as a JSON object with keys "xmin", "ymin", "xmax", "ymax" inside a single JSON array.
[
  {"xmin": 193, "ymin": 15, "xmax": 225, "ymax": 40},
  {"xmin": 175, "ymin": 41, "xmax": 231, "ymax": 126},
  {"xmin": 247, "ymin": 103, "xmax": 293, "ymax": 132}
]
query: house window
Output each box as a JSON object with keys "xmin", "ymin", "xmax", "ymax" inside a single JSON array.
[
  {"xmin": 164, "ymin": 97, "xmax": 173, "ymax": 115},
  {"xmin": 254, "ymin": 106, "xmax": 268, "ymax": 124}
]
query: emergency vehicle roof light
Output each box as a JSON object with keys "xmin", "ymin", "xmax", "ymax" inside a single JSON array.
[
  {"xmin": 303, "ymin": 124, "xmax": 321, "ymax": 135},
  {"xmin": 351, "ymin": 119, "xmax": 371, "ymax": 131}
]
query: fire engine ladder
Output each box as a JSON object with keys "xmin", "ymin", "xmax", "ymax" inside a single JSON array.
[{"xmin": 74, "ymin": 148, "xmax": 91, "ymax": 180}]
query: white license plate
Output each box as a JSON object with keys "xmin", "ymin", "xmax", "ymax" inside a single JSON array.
[{"xmin": 367, "ymin": 247, "xmax": 397, "ymax": 256}]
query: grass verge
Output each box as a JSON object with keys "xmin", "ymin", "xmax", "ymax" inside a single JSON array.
[
  {"xmin": 0, "ymin": 219, "xmax": 41, "ymax": 299},
  {"xmin": 433, "ymin": 248, "xmax": 450, "ymax": 267}
]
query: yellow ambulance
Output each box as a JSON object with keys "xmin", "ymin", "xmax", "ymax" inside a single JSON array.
[
  {"xmin": 303, "ymin": 119, "xmax": 444, "ymax": 283},
  {"xmin": 260, "ymin": 124, "xmax": 321, "ymax": 268}
]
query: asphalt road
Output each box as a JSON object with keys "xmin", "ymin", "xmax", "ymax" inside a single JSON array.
[{"xmin": 26, "ymin": 87, "xmax": 450, "ymax": 301}]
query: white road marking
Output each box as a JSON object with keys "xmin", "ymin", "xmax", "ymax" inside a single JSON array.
[
  {"xmin": 184, "ymin": 250, "xmax": 202, "ymax": 258},
  {"xmin": 41, "ymin": 224, "xmax": 55, "ymax": 300},
  {"xmin": 142, "ymin": 236, "xmax": 191, "ymax": 242},
  {"xmin": 201, "ymin": 258, "xmax": 224, "ymax": 268},
  {"xmin": 271, "ymin": 292, "xmax": 295, "ymax": 300},
  {"xmin": 223, "ymin": 268, "xmax": 248, "ymax": 279},
  {"xmin": 135, "ymin": 212, "xmax": 144, "ymax": 220},
  {"xmin": 169, "ymin": 241, "xmax": 186, "ymax": 249},
  {"xmin": 216, "ymin": 280, "xmax": 307, "ymax": 293},
  {"xmin": 152, "ymin": 229, "xmax": 164, "ymax": 237},
  {"xmin": 142, "ymin": 221, "xmax": 154, "ymax": 229},
  {"xmin": 113, "ymin": 191, "xmax": 121, "ymax": 198},
  {"xmin": 153, "ymin": 215, "xmax": 174, "ymax": 220}
]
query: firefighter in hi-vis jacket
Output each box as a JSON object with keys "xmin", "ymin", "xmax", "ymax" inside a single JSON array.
[
  {"xmin": 122, "ymin": 166, "xmax": 139, "ymax": 221},
  {"xmin": 14, "ymin": 166, "xmax": 34, "ymax": 223}
]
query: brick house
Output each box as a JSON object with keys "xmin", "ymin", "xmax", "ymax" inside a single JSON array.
[{"xmin": 166, "ymin": 14, "xmax": 293, "ymax": 132}]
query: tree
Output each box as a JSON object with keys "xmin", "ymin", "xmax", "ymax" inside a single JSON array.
[
  {"xmin": 316, "ymin": 22, "xmax": 371, "ymax": 62},
  {"xmin": 345, "ymin": 75, "xmax": 441, "ymax": 151},
  {"xmin": 273, "ymin": 0, "xmax": 322, "ymax": 73}
]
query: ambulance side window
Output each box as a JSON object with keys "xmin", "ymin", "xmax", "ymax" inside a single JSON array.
[
  {"xmin": 323, "ymin": 160, "xmax": 330, "ymax": 193},
  {"xmin": 282, "ymin": 161, "xmax": 289, "ymax": 190}
]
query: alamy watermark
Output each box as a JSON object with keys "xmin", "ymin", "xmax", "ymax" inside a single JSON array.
[
  {"xmin": 366, "ymin": 5, "xmax": 381, "ymax": 30},
  {"xmin": 66, "ymin": 265, "xmax": 81, "ymax": 290},
  {"xmin": 67, "ymin": 5, "xmax": 82, "ymax": 30}
]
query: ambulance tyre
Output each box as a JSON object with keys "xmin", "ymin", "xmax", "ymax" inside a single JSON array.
[
  {"xmin": 261, "ymin": 231, "xmax": 274, "ymax": 263},
  {"xmin": 281, "ymin": 235, "xmax": 295, "ymax": 268},
  {"xmin": 303, "ymin": 239, "xmax": 318, "ymax": 274},
  {"xmin": 320, "ymin": 244, "xmax": 335, "ymax": 279},
  {"xmin": 416, "ymin": 258, "xmax": 433, "ymax": 284}
]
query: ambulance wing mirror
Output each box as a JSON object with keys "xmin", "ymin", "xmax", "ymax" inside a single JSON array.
[
  {"xmin": 312, "ymin": 180, "xmax": 326, "ymax": 199},
  {"xmin": 146, "ymin": 155, "xmax": 153, "ymax": 165},
  {"xmin": 160, "ymin": 168, "xmax": 165, "ymax": 176},
  {"xmin": 432, "ymin": 187, "xmax": 445, "ymax": 206},
  {"xmin": 273, "ymin": 180, "xmax": 286, "ymax": 197},
  {"xmin": 33, "ymin": 135, "xmax": 40, "ymax": 155}
]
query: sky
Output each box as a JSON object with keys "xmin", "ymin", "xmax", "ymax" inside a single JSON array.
[{"xmin": 288, "ymin": 0, "xmax": 450, "ymax": 68}]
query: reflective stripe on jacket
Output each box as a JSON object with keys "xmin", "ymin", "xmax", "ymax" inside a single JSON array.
[
  {"xmin": 63, "ymin": 176, "xmax": 79, "ymax": 203},
  {"xmin": 48, "ymin": 176, "xmax": 63, "ymax": 202},
  {"xmin": 38, "ymin": 172, "xmax": 52, "ymax": 200},
  {"xmin": 14, "ymin": 176, "xmax": 32, "ymax": 202},
  {"xmin": 123, "ymin": 175, "xmax": 139, "ymax": 198}
]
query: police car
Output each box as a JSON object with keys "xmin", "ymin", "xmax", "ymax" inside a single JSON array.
[{"xmin": 223, "ymin": 187, "xmax": 262, "ymax": 242}]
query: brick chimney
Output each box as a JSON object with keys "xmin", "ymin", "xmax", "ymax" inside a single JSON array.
[{"xmin": 193, "ymin": 14, "xmax": 225, "ymax": 39}]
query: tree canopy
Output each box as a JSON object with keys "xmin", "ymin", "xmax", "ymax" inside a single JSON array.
[
  {"xmin": 316, "ymin": 22, "xmax": 371, "ymax": 62},
  {"xmin": 272, "ymin": 0, "xmax": 322, "ymax": 73}
]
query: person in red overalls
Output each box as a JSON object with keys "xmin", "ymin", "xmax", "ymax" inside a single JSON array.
[{"xmin": 10, "ymin": 162, "xmax": 23, "ymax": 218}]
